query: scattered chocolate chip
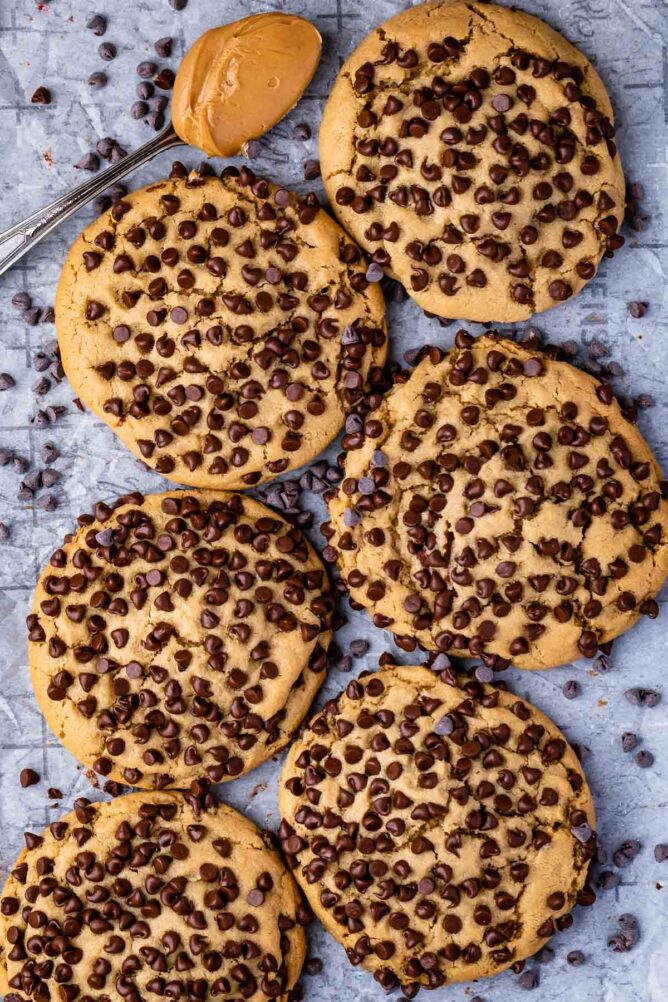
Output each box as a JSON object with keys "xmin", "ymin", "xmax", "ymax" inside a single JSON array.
[
  {"xmin": 350, "ymin": 639, "xmax": 369, "ymax": 657},
  {"xmin": 98, "ymin": 42, "xmax": 117, "ymax": 61},
  {"xmin": 131, "ymin": 100, "xmax": 149, "ymax": 119},
  {"xmin": 74, "ymin": 152, "xmax": 100, "ymax": 172},
  {"xmin": 154, "ymin": 68, "xmax": 175, "ymax": 90},
  {"xmin": 597, "ymin": 870, "xmax": 620, "ymax": 890},
  {"xmin": 86, "ymin": 14, "xmax": 107, "ymax": 35},
  {"xmin": 628, "ymin": 301, "xmax": 648, "ymax": 319},
  {"xmin": 20, "ymin": 768, "xmax": 40, "ymax": 788},
  {"xmin": 154, "ymin": 36, "xmax": 173, "ymax": 57},
  {"xmin": 562, "ymin": 679, "xmax": 581, "ymax": 699},
  {"xmin": 35, "ymin": 494, "xmax": 58, "ymax": 512},
  {"xmin": 608, "ymin": 913, "xmax": 639, "ymax": 952},
  {"xmin": 88, "ymin": 71, "xmax": 108, "ymax": 88},
  {"xmin": 137, "ymin": 60, "xmax": 157, "ymax": 78},
  {"xmin": 293, "ymin": 122, "xmax": 311, "ymax": 140},
  {"xmin": 0, "ymin": 373, "xmax": 16, "ymax": 390},
  {"xmin": 169, "ymin": 0, "xmax": 188, "ymax": 9},
  {"xmin": 23, "ymin": 306, "xmax": 41, "ymax": 326},
  {"xmin": 304, "ymin": 958, "xmax": 323, "ymax": 976},
  {"xmin": 566, "ymin": 950, "xmax": 585, "ymax": 966},
  {"xmin": 245, "ymin": 140, "xmax": 262, "ymax": 158},
  {"xmin": 304, "ymin": 159, "xmax": 321, "ymax": 180},
  {"xmin": 31, "ymin": 86, "xmax": 52, "ymax": 105},
  {"xmin": 621, "ymin": 731, "xmax": 638, "ymax": 752},
  {"xmin": 518, "ymin": 969, "xmax": 539, "ymax": 990},
  {"xmin": 625, "ymin": 687, "xmax": 661, "ymax": 707},
  {"xmin": 12, "ymin": 292, "xmax": 32, "ymax": 311},
  {"xmin": 635, "ymin": 749, "xmax": 654, "ymax": 768},
  {"xmin": 654, "ymin": 844, "xmax": 668, "ymax": 863},
  {"xmin": 47, "ymin": 787, "xmax": 62, "ymax": 799},
  {"xmin": 0, "ymin": 522, "xmax": 10, "ymax": 542},
  {"xmin": 613, "ymin": 839, "xmax": 641, "ymax": 867},
  {"xmin": 136, "ymin": 80, "xmax": 154, "ymax": 100}
]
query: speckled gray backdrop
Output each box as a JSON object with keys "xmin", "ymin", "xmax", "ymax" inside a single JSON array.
[{"xmin": 0, "ymin": 1, "xmax": 667, "ymax": 1000}]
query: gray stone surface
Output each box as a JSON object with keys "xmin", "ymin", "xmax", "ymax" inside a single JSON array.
[{"xmin": 0, "ymin": 1, "xmax": 667, "ymax": 1000}]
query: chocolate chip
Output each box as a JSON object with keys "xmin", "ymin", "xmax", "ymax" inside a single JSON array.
[
  {"xmin": 75, "ymin": 152, "xmax": 100, "ymax": 172},
  {"xmin": 628, "ymin": 301, "xmax": 648, "ymax": 319},
  {"xmin": 31, "ymin": 86, "xmax": 52, "ymax": 105},
  {"xmin": 562, "ymin": 679, "xmax": 581, "ymax": 699},
  {"xmin": 86, "ymin": 14, "xmax": 107, "ymax": 35},
  {"xmin": 625, "ymin": 687, "xmax": 660, "ymax": 707},
  {"xmin": 304, "ymin": 159, "xmax": 321, "ymax": 180},
  {"xmin": 131, "ymin": 100, "xmax": 149, "ymax": 120},
  {"xmin": 571, "ymin": 822, "xmax": 593, "ymax": 844},
  {"xmin": 635, "ymin": 749, "xmax": 654, "ymax": 768},
  {"xmin": 654, "ymin": 844, "xmax": 668, "ymax": 863},
  {"xmin": 98, "ymin": 42, "xmax": 117, "ymax": 61},
  {"xmin": 88, "ymin": 71, "xmax": 108, "ymax": 88},
  {"xmin": 20, "ymin": 768, "xmax": 40, "ymax": 788},
  {"xmin": 169, "ymin": 0, "xmax": 188, "ymax": 8},
  {"xmin": 154, "ymin": 36, "xmax": 173, "ymax": 57},
  {"xmin": 613, "ymin": 839, "xmax": 641, "ymax": 867},
  {"xmin": 136, "ymin": 60, "xmax": 157, "ymax": 78},
  {"xmin": 12, "ymin": 292, "xmax": 32, "ymax": 311},
  {"xmin": 518, "ymin": 969, "xmax": 539, "ymax": 990},
  {"xmin": 608, "ymin": 913, "xmax": 639, "ymax": 952},
  {"xmin": 0, "ymin": 373, "xmax": 15, "ymax": 390},
  {"xmin": 293, "ymin": 122, "xmax": 311, "ymax": 140},
  {"xmin": 621, "ymin": 731, "xmax": 638, "ymax": 752},
  {"xmin": 0, "ymin": 522, "xmax": 10, "ymax": 542},
  {"xmin": 566, "ymin": 950, "xmax": 585, "ymax": 966}
]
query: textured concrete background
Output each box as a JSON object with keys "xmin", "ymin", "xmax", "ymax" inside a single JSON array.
[{"xmin": 0, "ymin": 1, "xmax": 667, "ymax": 1000}]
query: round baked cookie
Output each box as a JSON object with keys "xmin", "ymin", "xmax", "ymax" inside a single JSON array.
[
  {"xmin": 55, "ymin": 169, "xmax": 387, "ymax": 488},
  {"xmin": 320, "ymin": 1, "xmax": 625, "ymax": 322},
  {"xmin": 28, "ymin": 490, "xmax": 333, "ymax": 788},
  {"xmin": 0, "ymin": 791, "xmax": 308, "ymax": 1002},
  {"xmin": 324, "ymin": 332, "xmax": 668, "ymax": 669},
  {"xmin": 279, "ymin": 665, "xmax": 596, "ymax": 992}
]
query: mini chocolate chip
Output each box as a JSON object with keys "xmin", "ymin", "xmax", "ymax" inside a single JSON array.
[
  {"xmin": 86, "ymin": 14, "xmax": 107, "ymax": 35},
  {"xmin": 31, "ymin": 86, "xmax": 52, "ymax": 105}
]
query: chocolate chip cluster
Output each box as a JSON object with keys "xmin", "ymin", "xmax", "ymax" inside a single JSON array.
[
  {"xmin": 279, "ymin": 666, "xmax": 596, "ymax": 993},
  {"xmin": 28, "ymin": 491, "xmax": 333, "ymax": 786},
  {"xmin": 57, "ymin": 169, "xmax": 386, "ymax": 487},
  {"xmin": 324, "ymin": 333, "xmax": 668, "ymax": 669},
  {"xmin": 322, "ymin": 2, "xmax": 625, "ymax": 321},
  {"xmin": 0, "ymin": 793, "xmax": 308, "ymax": 1002}
]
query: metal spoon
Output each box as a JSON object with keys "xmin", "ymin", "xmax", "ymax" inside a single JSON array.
[{"xmin": 0, "ymin": 124, "xmax": 183, "ymax": 279}]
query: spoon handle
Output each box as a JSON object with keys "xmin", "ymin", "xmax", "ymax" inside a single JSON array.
[{"xmin": 0, "ymin": 124, "xmax": 183, "ymax": 279}]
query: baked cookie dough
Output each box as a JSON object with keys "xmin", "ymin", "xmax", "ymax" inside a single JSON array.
[
  {"xmin": 324, "ymin": 332, "xmax": 668, "ymax": 669},
  {"xmin": 28, "ymin": 490, "xmax": 333, "ymax": 788},
  {"xmin": 56, "ymin": 170, "xmax": 386, "ymax": 489},
  {"xmin": 320, "ymin": 1, "xmax": 625, "ymax": 322},
  {"xmin": 0, "ymin": 791, "xmax": 307, "ymax": 1002},
  {"xmin": 279, "ymin": 665, "xmax": 596, "ymax": 992}
]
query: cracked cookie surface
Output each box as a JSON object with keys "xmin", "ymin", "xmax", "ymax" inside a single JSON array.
[
  {"xmin": 319, "ymin": 1, "xmax": 625, "ymax": 322},
  {"xmin": 0, "ymin": 791, "xmax": 308, "ymax": 1002},
  {"xmin": 56, "ymin": 170, "xmax": 386, "ymax": 488},
  {"xmin": 279, "ymin": 665, "xmax": 596, "ymax": 991},
  {"xmin": 28, "ymin": 490, "xmax": 333, "ymax": 788},
  {"xmin": 324, "ymin": 332, "xmax": 668, "ymax": 669}
]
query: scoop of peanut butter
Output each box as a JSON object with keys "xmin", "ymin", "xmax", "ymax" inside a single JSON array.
[{"xmin": 172, "ymin": 12, "xmax": 321, "ymax": 157}]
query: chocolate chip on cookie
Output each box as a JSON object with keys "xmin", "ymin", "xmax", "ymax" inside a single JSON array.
[
  {"xmin": 55, "ymin": 170, "xmax": 386, "ymax": 488},
  {"xmin": 279, "ymin": 665, "xmax": 596, "ymax": 992},
  {"xmin": 324, "ymin": 332, "xmax": 668, "ymax": 669},
  {"xmin": 320, "ymin": 1, "xmax": 625, "ymax": 322},
  {"xmin": 28, "ymin": 491, "xmax": 333, "ymax": 787},
  {"xmin": 0, "ymin": 792, "xmax": 308, "ymax": 1001}
]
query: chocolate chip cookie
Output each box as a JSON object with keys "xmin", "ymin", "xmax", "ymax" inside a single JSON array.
[
  {"xmin": 320, "ymin": 1, "xmax": 625, "ymax": 322},
  {"xmin": 28, "ymin": 490, "xmax": 333, "ymax": 788},
  {"xmin": 0, "ymin": 790, "xmax": 308, "ymax": 1002},
  {"xmin": 56, "ymin": 169, "xmax": 386, "ymax": 488},
  {"xmin": 324, "ymin": 332, "xmax": 668, "ymax": 669},
  {"xmin": 279, "ymin": 665, "xmax": 596, "ymax": 992}
]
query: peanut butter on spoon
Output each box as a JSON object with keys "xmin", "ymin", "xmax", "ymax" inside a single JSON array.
[{"xmin": 172, "ymin": 12, "xmax": 322, "ymax": 157}]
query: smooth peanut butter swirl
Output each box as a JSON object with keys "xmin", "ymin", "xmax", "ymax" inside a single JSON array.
[{"xmin": 173, "ymin": 13, "xmax": 322, "ymax": 157}]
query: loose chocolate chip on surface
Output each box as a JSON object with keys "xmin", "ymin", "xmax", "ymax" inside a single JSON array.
[
  {"xmin": 19, "ymin": 768, "xmax": 40, "ymax": 788},
  {"xmin": 628, "ymin": 301, "xmax": 648, "ymax": 318},
  {"xmin": 98, "ymin": 41, "xmax": 117, "ymax": 61},
  {"xmin": 86, "ymin": 14, "xmax": 107, "ymax": 35},
  {"xmin": 31, "ymin": 86, "xmax": 51, "ymax": 105}
]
